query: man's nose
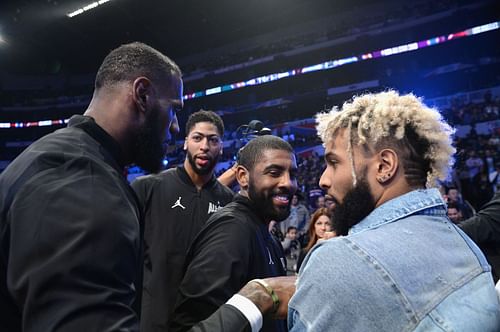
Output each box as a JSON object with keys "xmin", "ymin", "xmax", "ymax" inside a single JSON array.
[
  {"xmin": 199, "ymin": 137, "xmax": 210, "ymax": 151},
  {"xmin": 319, "ymin": 169, "xmax": 330, "ymax": 191},
  {"xmin": 279, "ymin": 172, "xmax": 297, "ymax": 192}
]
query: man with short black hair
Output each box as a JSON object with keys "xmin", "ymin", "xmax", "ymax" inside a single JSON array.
[
  {"xmin": 0, "ymin": 42, "xmax": 183, "ymax": 331},
  {"xmin": 447, "ymin": 202, "xmax": 464, "ymax": 224},
  {"xmin": 132, "ymin": 110, "xmax": 234, "ymax": 332},
  {"xmin": 170, "ymin": 135, "xmax": 297, "ymax": 332},
  {"xmin": 447, "ymin": 187, "xmax": 474, "ymax": 219}
]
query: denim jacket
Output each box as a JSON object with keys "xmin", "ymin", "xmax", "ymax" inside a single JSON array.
[{"xmin": 288, "ymin": 189, "xmax": 500, "ymax": 331}]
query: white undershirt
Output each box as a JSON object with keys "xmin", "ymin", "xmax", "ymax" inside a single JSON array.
[{"xmin": 226, "ymin": 294, "xmax": 263, "ymax": 332}]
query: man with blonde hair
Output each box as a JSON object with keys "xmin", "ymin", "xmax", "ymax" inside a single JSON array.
[{"xmin": 287, "ymin": 90, "xmax": 500, "ymax": 331}]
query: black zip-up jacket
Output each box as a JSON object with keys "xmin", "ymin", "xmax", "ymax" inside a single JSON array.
[
  {"xmin": 132, "ymin": 167, "xmax": 234, "ymax": 332},
  {"xmin": 170, "ymin": 194, "xmax": 287, "ymax": 332},
  {"xmin": 0, "ymin": 115, "xmax": 258, "ymax": 332},
  {"xmin": 459, "ymin": 191, "xmax": 500, "ymax": 282},
  {"xmin": 0, "ymin": 115, "xmax": 142, "ymax": 332}
]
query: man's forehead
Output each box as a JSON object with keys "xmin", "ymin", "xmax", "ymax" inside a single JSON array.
[
  {"xmin": 189, "ymin": 122, "xmax": 220, "ymax": 135},
  {"xmin": 163, "ymin": 75, "xmax": 183, "ymax": 101},
  {"xmin": 325, "ymin": 130, "xmax": 348, "ymax": 154},
  {"xmin": 258, "ymin": 149, "xmax": 296, "ymax": 166}
]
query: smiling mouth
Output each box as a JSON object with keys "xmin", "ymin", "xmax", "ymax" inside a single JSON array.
[{"xmin": 273, "ymin": 194, "xmax": 290, "ymax": 206}]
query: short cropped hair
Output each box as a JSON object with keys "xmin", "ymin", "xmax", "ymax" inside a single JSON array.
[
  {"xmin": 185, "ymin": 110, "xmax": 224, "ymax": 137},
  {"xmin": 238, "ymin": 135, "xmax": 294, "ymax": 171},
  {"xmin": 95, "ymin": 42, "xmax": 181, "ymax": 90},
  {"xmin": 447, "ymin": 202, "xmax": 461, "ymax": 212},
  {"xmin": 316, "ymin": 90, "xmax": 455, "ymax": 188}
]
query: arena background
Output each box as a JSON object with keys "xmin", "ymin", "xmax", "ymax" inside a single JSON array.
[{"xmin": 0, "ymin": 0, "xmax": 499, "ymax": 210}]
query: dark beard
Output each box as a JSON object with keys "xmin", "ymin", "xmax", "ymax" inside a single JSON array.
[
  {"xmin": 332, "ymin": 178, "xmax": 376, "ymax": 236},
  {"xmin": 134, "ymin": 107, "xmax": 166, "ymax": 174},
  {"xmin": 248, "ymin": 181, "xmax": 292, "ymax": 222},
  {"xmin": 187, "ymin": 150, "xmax": 218, "ymax": 176}
]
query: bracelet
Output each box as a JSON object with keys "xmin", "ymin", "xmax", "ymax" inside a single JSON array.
[{"xmin": 249, "ymin": 278, "xmax": 280, "ymax": 314}]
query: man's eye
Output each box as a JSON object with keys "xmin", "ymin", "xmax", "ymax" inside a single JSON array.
[
  {"xmin": 209, "ymin": 137, "xmax": 220, "ymax": 145},
  {"xmin": 192, "ymin": 136, "xmax": 202, "ymax": 142}
]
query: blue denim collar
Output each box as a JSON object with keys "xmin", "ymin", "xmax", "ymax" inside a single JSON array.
[{"xmin": 349, "ymin": 188, "xmax": 447, "ymax": 235}]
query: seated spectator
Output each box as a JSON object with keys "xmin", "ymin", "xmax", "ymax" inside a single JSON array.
[
  {"xmin": 279, "ymin": 192, "xmax": 310, "ymax": 236},
  {"xmin": 489, "ymin": 162, "xmax": 500, "ymax": 193},
  {"xmin": 316, "ymin": 195, "xmax": 326, "ymax": 209},
  {"xmin": 281, "ymin": 226, "xmax": 299, "ymax": 253},
  {"xmin": 281, "ymin": 226, "xmax": 301, "ymax": 275},
  {"xmin": 268, "ymin": 219, "xmax": 284, "ymax": 242},
  {"xmin": 447, "ymin": 187, "xmax": 475, "ymax": 219},
  {"xmin": 296, "ymin": 208, "xmax": 335, "ymax": 273},
  {"xmin": 447, "ymin": 202, "xmax": 464, "ymax": 224},
  {"xmin": 307, "ymin": 187, "xmax": 323, "ymax": 211}
]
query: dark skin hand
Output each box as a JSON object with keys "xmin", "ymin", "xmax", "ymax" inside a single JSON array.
[{"xmin": 237, "ymin": 276, "xmax": 297, "ymax": 320}]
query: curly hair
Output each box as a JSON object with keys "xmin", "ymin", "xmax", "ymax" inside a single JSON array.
[
  {"xmin": 185, "ymin": 109, "xmax": 224, "ymax": 137},
  {"xmin": 316, "ymin": 90, "xmax": 455, "ymax": 188}
]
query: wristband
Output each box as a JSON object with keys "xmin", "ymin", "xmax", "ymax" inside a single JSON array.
[{"xmin": 249, "ymin": 278, "xmax": 280, "ymax": 314}]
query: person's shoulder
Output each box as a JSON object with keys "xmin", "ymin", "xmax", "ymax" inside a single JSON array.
[
  {"xmin": 297, "ymin": 204, "xmax": 308, "ymax": 211},
  {"xmin": 297, "ymin": 238, "xmax": 368, "ymax": 290},
  {"xmin": 205, "ymin": 202, "xmax": 241, "ymax": 226},
  {"xmin": 190, "ymin": 206, "xmax": 255, "ymax": 253},
  {"xmin": 131, "ymin": 168, "xmax": 176, "ymax": 187},
  {"xmin": 203, "ymin": 203, "xmax": 255, "ymax": 234},
  {"xmin": 214, "ymin": 181, "xmax": 235, "ymax": 198},
  {"xmin": 304, "ymin": 237, "xmax": 353, "ymax": 266}
]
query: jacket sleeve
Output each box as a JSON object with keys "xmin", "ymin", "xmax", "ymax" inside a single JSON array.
[
  {"xmin": 189, "ymin": 304, "xmax": 251, "ymax": 332},
  {"xmin": 130, "ymin": 175, "xmax": 156, "ymax": 268},
  {"xmin": 7, "ymin": 162, "xmax": 140, "ymax": 331},
  {"xmin": 170, "ymin": 217, "xmax": 252, "ymax": 331},
  {"xmin": 459, "ymin": 191, "xmax": 500, "ymax": 245},
  {"xmin": 295, "ymin": 249, "xmax": 307, "ymax": 273}
]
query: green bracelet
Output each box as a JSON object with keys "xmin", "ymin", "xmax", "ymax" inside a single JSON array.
[{"xmin": 250, "ymin": 278, "xmax": 280, "ymax": 314}]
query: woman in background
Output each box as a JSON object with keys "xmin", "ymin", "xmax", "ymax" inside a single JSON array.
[{"xmin": 296, "ymin": 207, "xmax": 335, "ymax": 272}]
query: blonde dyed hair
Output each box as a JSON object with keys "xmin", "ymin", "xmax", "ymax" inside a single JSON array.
[{"xmin": 316, "ymin": 90, "xmax": 455, "ymax": 188}]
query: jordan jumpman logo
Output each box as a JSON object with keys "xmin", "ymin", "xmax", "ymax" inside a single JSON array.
[{"xmin": 171, "ymin": 197, "xmax": 186, "ymax": 210}]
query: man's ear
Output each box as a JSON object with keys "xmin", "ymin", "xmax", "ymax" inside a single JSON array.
[
  {"xmin": 235, "ymin": 165, "xmax": 249, "ymax": 189},
  {"xmin": 183, "ymin": 138, "xmax": 188, "ymax": 150},
  {"xmin": 132, "ymin": 77, "xmax": 153, "ymax": 113},
  {"xmin": 375, "ymin": 149, "xmax": 399, "ymax": 184}
]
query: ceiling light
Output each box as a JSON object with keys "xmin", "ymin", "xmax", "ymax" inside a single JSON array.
[{"xmin": 67, "ymin": 0, "xmax": 113, "ymax": 18}]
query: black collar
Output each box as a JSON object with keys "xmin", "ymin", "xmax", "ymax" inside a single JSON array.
[
  {"xmin": 233, "ymin": 194, "xmax": 268, "ymax": 225},
  {"xmin": 68, "ymin": 115, "xmax": 127, "ymax": 170},
  {"xmin": 176, "ymin": 165, "xmax": 217, "ymax": 189}
]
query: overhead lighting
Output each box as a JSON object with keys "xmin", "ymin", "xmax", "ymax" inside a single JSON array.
[{"xmin": 67, "ymin": 0, "xmax": 113, "ymax": 18}]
